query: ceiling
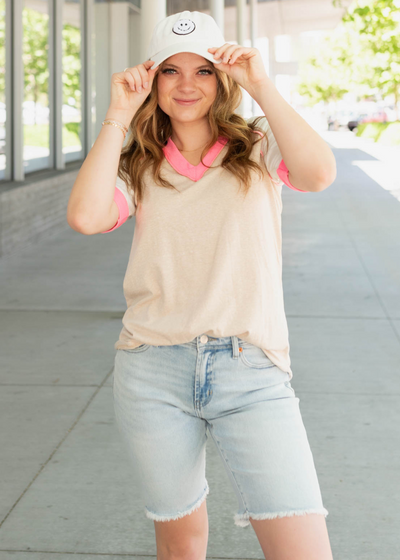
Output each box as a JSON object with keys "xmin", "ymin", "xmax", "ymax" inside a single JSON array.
[{"xmin": 166, "ymin": 0, "xmax": 354, "ymax": 35}]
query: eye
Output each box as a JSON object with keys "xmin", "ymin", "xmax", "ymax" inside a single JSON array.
[{"xmin": 161, "ymin": 68, "xmax": 213, "ymax": 75}]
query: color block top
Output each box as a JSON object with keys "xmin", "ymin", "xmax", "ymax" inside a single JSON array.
[{"xmin": 101, "ymin": 117, "xmax": 308, "ymax": 379}]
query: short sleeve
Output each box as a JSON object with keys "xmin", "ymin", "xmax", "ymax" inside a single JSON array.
[
  {"xmin": 100, "ymin": 175, "xmax": 137, "ymax": 233},
  {"xmin": 249, "ymin": 117, "xmax": 308, "ymax": 193}
]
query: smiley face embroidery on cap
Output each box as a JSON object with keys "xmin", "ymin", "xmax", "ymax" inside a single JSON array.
[{"xmin": 172, "ymin": 18, "xmax": 196, "ymax": 35}]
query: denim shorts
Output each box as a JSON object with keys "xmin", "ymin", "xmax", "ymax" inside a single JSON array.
[{"xmin": 112, "ymin": 334, "xmax": 329, "ymax": 528}]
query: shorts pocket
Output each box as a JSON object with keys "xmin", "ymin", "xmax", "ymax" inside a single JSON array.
[
  {"xmin": 239, "ymin": 344, "xmax": 276, "ymax": 369},
  {"xmin": 122, "ymin": 344, "xmax": 150, "ymax": 354}
]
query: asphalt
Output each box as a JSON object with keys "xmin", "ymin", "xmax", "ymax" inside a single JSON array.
[{"xmin": 0, "ymin": 129, "xmax": 399, "ymax": 559}]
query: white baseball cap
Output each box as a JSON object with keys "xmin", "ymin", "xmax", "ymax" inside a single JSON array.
[{"xmin": 147, "ymin": 11, "xmax": 226, "ymax": 69}]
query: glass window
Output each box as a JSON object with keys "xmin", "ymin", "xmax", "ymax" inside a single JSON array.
[
  {"xmin": 23, "ymin": 0, "xmax": 50, "ymax": 174},
  {"xmin": 63, "ymin": 0, "xmax": 83, "ymax": 163}
]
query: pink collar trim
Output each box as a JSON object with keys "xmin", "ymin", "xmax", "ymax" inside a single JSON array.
[{"xmin": 162, "ymin": 136, "xmax": 229, "ymax": 181}]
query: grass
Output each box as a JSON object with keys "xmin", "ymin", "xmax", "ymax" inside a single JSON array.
[
  {"xmin": 356, "ymin": 121, "xmax": 400, "ymax": 146},
  {"xmin": 23, "ymin": 123, "xmax": 82, "ymax": 148}
]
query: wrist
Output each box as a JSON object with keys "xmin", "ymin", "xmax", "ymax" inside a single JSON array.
[
  {"xmin": 248, "ymin": 77, "xmax": 274, "ymax": 101},
  {"xmin": 104, "ymin": 109, "xmax": 133, "ymax": 130}
]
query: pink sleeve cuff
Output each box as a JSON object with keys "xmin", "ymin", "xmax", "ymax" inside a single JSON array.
[
  {"xmin": 100, "ymin": 187, "xmax": 131, "ymax": 233},
  {"xmin": 277, "ymin": 159, "xmax": 308, "ymax": 192},
  {"xmin": 252, "ymin": 130, "xmax": 307, "ymax": 192}
]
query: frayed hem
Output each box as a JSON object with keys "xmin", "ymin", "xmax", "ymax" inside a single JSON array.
[
  {"xmin": 234, "ymin": 507, "xmax": 329, "ymax": 528},
  {"xmin": 144, "ymin": 480, "xmax": 210, "ymax": 523}
]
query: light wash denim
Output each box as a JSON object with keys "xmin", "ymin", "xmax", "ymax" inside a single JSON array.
[{"xmin": 112, "ymin": 334, "xmax": 329, "ymax": 528}]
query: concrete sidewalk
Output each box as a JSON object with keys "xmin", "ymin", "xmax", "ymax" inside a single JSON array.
[{"xmin": 0, "ymin": 130, "xmax": 399, "ymax": 559}]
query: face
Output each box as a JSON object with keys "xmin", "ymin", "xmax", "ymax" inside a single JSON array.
[{"xmin": 156, "ymin": 52, "xmax": 218, "ymax": 123}]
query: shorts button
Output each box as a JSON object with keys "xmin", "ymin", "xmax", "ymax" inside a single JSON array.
[{"xmin": 200, "ymin": 335, "xmax": 208, "ymax": 343}]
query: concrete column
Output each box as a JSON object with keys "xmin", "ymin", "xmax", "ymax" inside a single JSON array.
[
  {"xmin": 140, "ymin": 0, "xmax": 166, "ymax": 64},
  {"xmin": 250, "ymin": 0, "xmax": 258, "ymax": 117},
  {"xmin": 268, "ymin": 35, "xmax": 277, "ymax": 85},
  {"xmin": 290, "ymin": 33, "xmax": 302, "ymax": 63},
  {"xmin": 129, "ymin": 9, "xmax": 141, "ymax": 68},
  {"xmin": 109, "ymin": 2, "xmax": 130, "ymax": 74},
  {"xmin": 210, "ymin": 0, "xmax": 224, "ymax": 36},
  {"xmin": 236, "ymin": 0, "xmax": 246, "ymax": 116},
  {"xmin": 94, "ymin": 2, "xmax": 109, "ymax": 138}
]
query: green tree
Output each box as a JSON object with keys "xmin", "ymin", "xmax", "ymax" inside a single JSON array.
[
  {"xmin": 62, "ymin": 22, "xmax": 81, "ymax": 114},
  {"xmin": 22, "ymin": 7, "xmax": 82, "ymax": 123},
  {"xmin": 333, "ymin": 0, "xmax": 400, "ymax": 117},
  {"xmin": 295, "ymin": 0, "xmax": 400, "ymax": 119},
  {"xmin": 295, "ymin": 26, "xmax": 360, "ymax": 109},
  {"xmin": 22, "ymin": 6, "xmax": 49, "ymax": 125}
]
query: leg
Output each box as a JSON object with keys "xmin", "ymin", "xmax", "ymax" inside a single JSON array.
[
  {"xmin": 154, "ymin": 499, "xmax": 209, "ymax": 560},
  {"xmin": 202, "ymin": 345, "xmax": 330, "ymax": 548},
  {"xmin": 113, "ymin": 346, "xmax": 210, "ymax": 558},
  {"xmin": 250, "ymin": 513, "xmax": 333, "ymax": 560}
]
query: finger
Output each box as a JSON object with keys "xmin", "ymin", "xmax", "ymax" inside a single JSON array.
[
  {"xmin": 140, "ymin": 62, "xmax": 157, "ymax": 89},
  {"xmin": 211, "ymin": 43, "xmax": 234, "ymax": 62},
  {"xmin": 228, "ymin": 47, "xmax": 246, "ymax": 64},
  {"xmin": 220, "ymin": 45, "xmax": 238, "ymax": 64},
  {"xmin": 143, "ymin": 60, "xmax": 157, "ymax": 81},
  {"xmin": 137, "ymin": 64, "xmax": 152, "ymax": 89},
  {"xmin": 131, "ymin": 67, "xmax": 145, "ymax": 92},
  {"xmin": 122, "ymin": 69, "xmax": 136, "ymax": 91}
]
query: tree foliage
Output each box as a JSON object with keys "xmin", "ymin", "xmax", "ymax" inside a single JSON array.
[
  {"xmin": 296, "ymin": 0, "xmax": 400, "ymax": 114},
  {"xmin": 0, "ymin": 5, "xmax": 82, "ymax": 123}
]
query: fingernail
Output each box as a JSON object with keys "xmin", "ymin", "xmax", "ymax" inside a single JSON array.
[
  {"xmin": 138, "ymin": 86, "xmax": 142, "ymax": 92},
  {"xmin": 144, "ymin": 82, "xmax": 149, "ymax": 88}
]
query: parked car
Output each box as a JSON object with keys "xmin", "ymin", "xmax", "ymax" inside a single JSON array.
[
  {"xmin": 347, "ymin": 113, "xmax": 368, "ymax": 131},
  {"xmin": 359, "ymin": 110, "xmax": 388, "ymax": 124},
  {"xmin": 348, "ymin": 110, "xmax": 388, "ymax": 131}
]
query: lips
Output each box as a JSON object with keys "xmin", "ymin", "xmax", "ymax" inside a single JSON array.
[{"xmin": 174, "ymin": 98, "xmax": 200, "ymax": 105}]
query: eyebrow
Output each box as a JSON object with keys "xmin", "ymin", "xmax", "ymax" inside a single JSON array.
[{"xmin": 162, "ymin": 63, "xmax": 213, "ymax": 70}]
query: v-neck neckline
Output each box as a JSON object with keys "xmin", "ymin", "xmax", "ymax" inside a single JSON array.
[{"xmin": 162, "ymin": 135, "xmax": 229, "ymax": 182}]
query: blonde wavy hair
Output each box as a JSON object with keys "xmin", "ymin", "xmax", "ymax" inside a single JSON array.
[{"xmin": 118, "ymin": 58, "xmax": 272, "ymax": 207}]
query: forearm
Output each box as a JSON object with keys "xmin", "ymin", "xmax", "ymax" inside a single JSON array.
[
  {"xmin": 250, "ymin": 79, "xmax": 337, "ymax": 190},
  {"xmin": 67, "ymin": 108, "xmax": 133, "ymax": 233}
]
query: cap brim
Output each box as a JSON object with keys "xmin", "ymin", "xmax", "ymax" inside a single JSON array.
[{"xmin": 148, "ymin": 41, "xmax": 223, "ymax": 69}]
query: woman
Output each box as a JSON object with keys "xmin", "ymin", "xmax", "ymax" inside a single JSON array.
[{"xmin": 67, "ymin": 10, "xmax": 336, "ymax": 560}]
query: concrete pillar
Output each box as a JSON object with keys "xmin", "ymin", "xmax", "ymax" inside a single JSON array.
[
  {"xmin": 236, "ymin": 0, "xmax": 246, "ymax": 116},
  {"xmin": 268, "ymin": 35, "xmax": 277, "ymax": 85},
  {"xmin": 94, "ymin": 2, "xmax": 110, "ymax": 138},
  {"xmin": 210, "ymin": 0, "xmax": 224, "ymax": 35},
  {"xmin": 109, "ymin": 2, "xmax": 130, "ymax": 74},
  {"xmin": 129, "ymin": 8, "xmax": 141, "ymax": 68},
  {"xmin": 140, "ymin": 0, "xmax": 166, "ymax": 64},
  {"xmin": 250, "ymin": 0, "xmax": 258, "ymax": 117}
]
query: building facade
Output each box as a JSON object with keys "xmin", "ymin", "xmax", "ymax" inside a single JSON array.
[{"xmin": 0, "ymin": 0, "xmax": 350, "ymax": 257}]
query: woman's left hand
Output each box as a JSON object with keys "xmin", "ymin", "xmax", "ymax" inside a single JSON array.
[{"xmin": 208, "ymin": 44, "xmax": 269, "ymax": 94}]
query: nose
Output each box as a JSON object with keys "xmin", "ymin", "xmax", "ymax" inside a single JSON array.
[{"xmin": 176, "ymin": 75, "xmax": 198, "ymax": 91}]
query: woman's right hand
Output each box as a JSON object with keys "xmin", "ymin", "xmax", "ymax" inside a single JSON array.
[{"xmin": 108, "ymin": 59, "xmax": 157, "ymax": 115}]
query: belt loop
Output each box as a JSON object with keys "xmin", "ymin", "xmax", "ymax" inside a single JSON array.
[{"xmin": 231, "ymin": 336, "xmax": 239, "ymax": 359}]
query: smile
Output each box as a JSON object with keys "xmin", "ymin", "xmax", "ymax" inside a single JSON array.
[{"xmin": 174, "ymin": 99, "xmax": 200, "ymax": 106}]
